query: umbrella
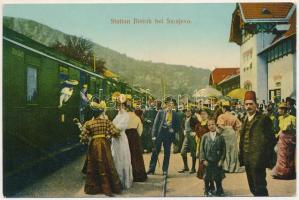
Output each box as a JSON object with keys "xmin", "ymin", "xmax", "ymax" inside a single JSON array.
[
  {"xmin": 227, "ymin": 88, "xmax": 246, "ymax": 100},
  {"xmin": 193, "ymin": 86, "xmax": 222, "ymax": 98}
]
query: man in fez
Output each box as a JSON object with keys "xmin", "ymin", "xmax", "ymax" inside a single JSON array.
[
  {"xmin": 147, "ymin": 96, "xmax": 180, "ymax": 176},
  {"xmin": 239, "ymin": 91, "xmax": 276, "ymax": 196}
]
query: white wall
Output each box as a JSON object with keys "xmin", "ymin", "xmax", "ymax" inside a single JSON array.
[
  {"xmin": 240, "ymin": 35, "xmax": 257, "ymax": 90},
  {"xmin": 268, "ymin": 53, "xmax": 296, "ymax": 100},
  {"xmin": 240, "ymin": 31, "xmax": 276, "ymax": 103},
  {"xmin": 255, "ymin": 32, "xmax": 276, "ymax": 102}
]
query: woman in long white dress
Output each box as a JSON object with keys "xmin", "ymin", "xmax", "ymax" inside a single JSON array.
[{"xmin": 111, "ymin": 100, "xmax": 133, "ymax": 190}]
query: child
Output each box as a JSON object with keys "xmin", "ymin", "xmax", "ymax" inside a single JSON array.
[{"xmin": 200, "ymin": 118, "xmax": 226, "ymax": 196}]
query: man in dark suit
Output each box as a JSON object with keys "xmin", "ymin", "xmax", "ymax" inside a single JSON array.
[
  {"xmin": 239, "ymin": 91, "xmax": 276, "ymax": 196},
  {"xmin": 142, "ymin": 101, "xmax": 158, "ymax": 152},
  {"xmin": 147, "ymin": 97, "xmax": 180, "ymax": 176},
  {"xmin": 178, "ymin": 107, "xmax": 198, "ymax": 173}
]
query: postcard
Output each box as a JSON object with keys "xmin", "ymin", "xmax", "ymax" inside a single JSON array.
[{"xmin": 2, "ymin": 1, "xmax": 297, "ymax": 198}]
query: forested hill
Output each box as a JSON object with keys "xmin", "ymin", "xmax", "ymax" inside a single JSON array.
[{"xmin": 4, "ymin": 16, "xmax": 211, "ymax": 98}]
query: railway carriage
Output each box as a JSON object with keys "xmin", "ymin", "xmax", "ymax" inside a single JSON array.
[{"xmin": 3, "ymin": 27, "xmax": 146, "ymax": 195}]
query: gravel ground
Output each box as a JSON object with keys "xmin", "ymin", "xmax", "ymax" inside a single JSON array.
[{"xmin": 13, "ymin": 152, "xmax": 296, "ymax": 197}]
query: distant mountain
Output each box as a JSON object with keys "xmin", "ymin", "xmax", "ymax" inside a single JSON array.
[{"xmin": 3, "ymin": 16, "xmax": 211, "ymax": 99}]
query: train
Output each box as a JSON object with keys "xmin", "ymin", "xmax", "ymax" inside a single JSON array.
[{"xmin": 3, "ymin": 27, "xmax": 151, "ymax": 195}]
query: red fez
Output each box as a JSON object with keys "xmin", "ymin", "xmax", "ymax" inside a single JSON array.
[{"xmin": 244, "ymin": 91, "xmax": 257, "ymax": 102}]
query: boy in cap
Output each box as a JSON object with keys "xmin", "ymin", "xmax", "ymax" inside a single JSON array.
[{"xmin": 200, "ymin": 118, "xmax": 226, "ymax": 196}]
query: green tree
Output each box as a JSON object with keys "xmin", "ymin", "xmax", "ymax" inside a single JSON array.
[{"xmin": 51, "ymin": 35, "xmax": 106, "ymax": 75}]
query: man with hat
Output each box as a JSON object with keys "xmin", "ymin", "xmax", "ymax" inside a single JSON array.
[
  {"xmin": 286, "ymin": 97, "xmax": 296, "ymax": 117},
  {"xmin": 147, "ymin": 96, "xmax": 180, "ymax": 176},
  {"xmin": 178, "ymin": 106, "xmax": 198, "ymax": 174},
  {"xmin": 239, "ymin": 91, "xmax": 276, "ymax": 196},
  {"xmin": 59, "ymin": 79, "xmax": 78, "ymax": 108}
]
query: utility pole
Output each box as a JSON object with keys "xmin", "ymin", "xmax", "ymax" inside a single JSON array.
[
  {"xmin": 161, "ymin": 77, "xmax": 165, "ymax": 100},
  {"xmin": 93, "ymin": 53, "xmax": 96, "ymax": 72}
]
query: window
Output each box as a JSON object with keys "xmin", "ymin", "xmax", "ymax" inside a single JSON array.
[
  {"xmin": 278, "ymin": 44, "xmax": 282, "ymax": 56},
  {"xmin": 271, "ymin": 48, "xmax": 274, "ymax": 60},
  {"xmin": 275, "ymin": 82, "xmax": 281, "ymax": 87},
  {"xmin": 275, "ymin": 46, "xmax": 278, "ymax": 58},
  {"xmin": 287, "ymin": 39, "xmax": 292, "ymax": 53},
  {"xmin": 283, "ymin": 41, "xmax": 287, "ymax": 54},
  {"xmin": 244, "ymin": 81, "xmax": 252, "ymax": 90},
  {"xmin": 90, "ymin": 77, "xmax": 97, "ymax": 94},
  {"xmin": 27, "ymin": 67, "xmax": 38, "ymax": 102},
  {"xmin": 59, "ymin": 66, "xmax": 69, "ymax": 81}
]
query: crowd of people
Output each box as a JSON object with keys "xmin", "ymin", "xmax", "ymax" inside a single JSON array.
[{"xmin": 76, "ymin": 87, "xmax": 296, "ymax": 197}]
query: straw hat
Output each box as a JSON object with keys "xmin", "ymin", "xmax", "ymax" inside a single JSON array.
[
  {"xmin": 278, "ymin": 102, "xmax": 287, "ymax": 108},
  {"xmin": 90, "ymin": 100, "xmax": 107, "ymax": 111},
  {"xmin": 65, "ymin": 80, "xmax": 79, "ymax": 86},
  {"xmin": 221, "ymin": 100, "xmax": 230, "ymax": 107}
]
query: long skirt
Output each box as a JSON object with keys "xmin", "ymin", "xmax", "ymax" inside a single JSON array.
[
  {"xmin": 111, "ymin": 131, "xmax": 133, "ymax": 190},
  {"xmin": 125, "ymin": 128, "xmax": 148, "ymax": 182},
  {"xmin": 221, "ymin": 127, "xmax": 242, "ymax": 173},
  {"xmin": 85, "ymin": 138, "xmax": 122, "ymax": 195},
  {"xmin": 272, "ymin": 131, "xmax": 296, "ymax": 179},
  {"xmin": 141, "ymin": 124, "xmax": 153, "ymax": 152}
]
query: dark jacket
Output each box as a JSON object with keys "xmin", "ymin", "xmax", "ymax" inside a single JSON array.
[
  {"xmin": 239, "ymin": 112, "xmax": 276, "ymax": 169},
  {"xmin": 181, "ymin": 115, "xmax": 198, "ymax": 132},
  {"xmin": 143, "ymin": 108, "xmax": 157, "ymax": 127},
  {"xmin": 151, "ymin": 109, "xmax": 180, "ymax": 138},
  {"xmin": 200, "ymin": 132, "xmax": 226, "ymax": 163}
]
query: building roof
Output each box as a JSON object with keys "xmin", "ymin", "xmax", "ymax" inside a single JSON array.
[
  {"xmin": 285, "ymin": 9, "xmax": 296, "ymax": 38},
  {"xmin": 229, "ymin": 3, "xmax": 295, "ymax": 45},
  {"xmin": 209, "ymin": 68, "xmax": 240, "ymax": 85},
  {"xmin": 217, "ymin": 73, "xmax": 240, "ymax": 86},
  {"xmin": 259, "ymin": 9, "xmax": 296, "ymax": 54},
  {"xmin": 240, "ymin": 3, "xmax": 293, "ymax": 20}
]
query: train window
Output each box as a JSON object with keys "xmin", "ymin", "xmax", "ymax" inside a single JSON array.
[
  {"xmin": 59, "ymin": 66, "xmax": 69, "ymax": 81},
  {"xmin": 90, "ymin": 77, "xmax": 97, "ymax": 94},
  {"xmin": 27, "ymin": 67, "xmax": 38, "ymax": 102}
]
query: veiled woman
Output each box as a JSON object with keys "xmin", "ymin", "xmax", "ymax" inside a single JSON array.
[
  {"xmin": 111, "ymin": 94, "xmax": 134, "ymax": 189},
  {"xmin": 80, "ymin": 100, "xmax": 122, "ymax": 196}
]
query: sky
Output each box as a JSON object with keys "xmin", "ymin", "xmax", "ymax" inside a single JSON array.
[{"xmin": 3, "ymin": 3, "xmax": 240, "ymax": 70}]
